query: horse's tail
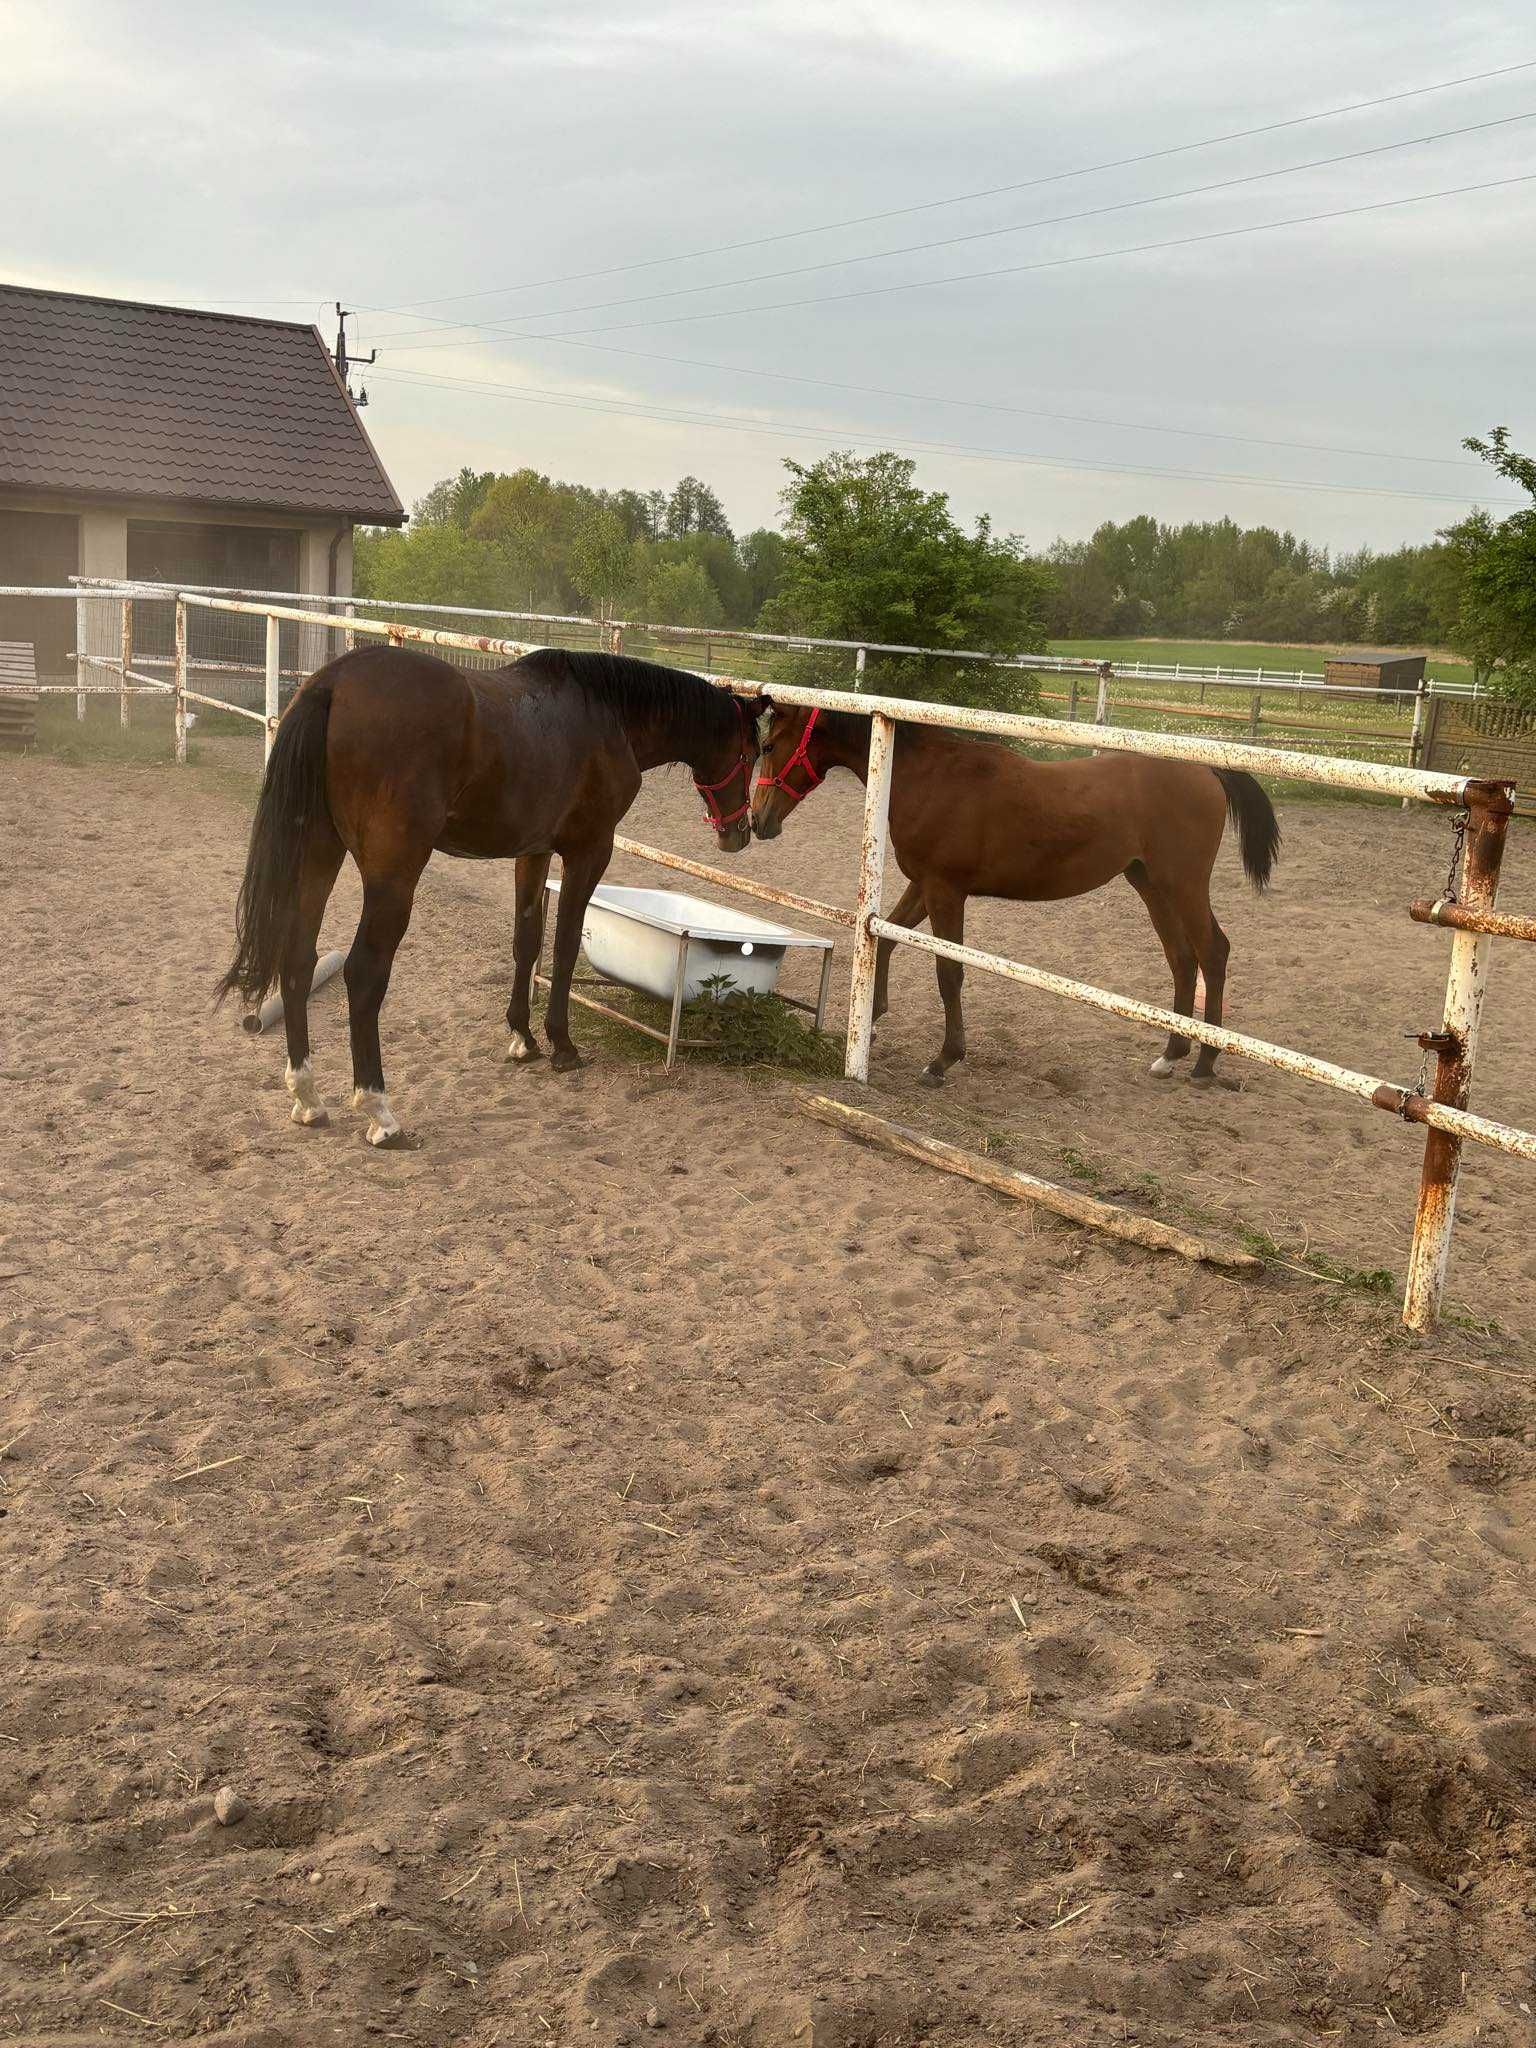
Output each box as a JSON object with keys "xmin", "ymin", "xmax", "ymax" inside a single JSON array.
[
  {"xmin": 1213, "ymin": 768, "xmax": 1280, "ymax": 892},
  {"xmin": 216, "ymin": 674, "xmax": 336, "ymax": 1007}
]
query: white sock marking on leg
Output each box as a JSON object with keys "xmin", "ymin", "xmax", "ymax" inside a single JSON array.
[
  {"xmin": 352, "ymin": 1087, "xmax": 402, "ymax": 1146},
  {"xmin": 284, "ymin": 1059, "xmax": 328, "ymax": 1125}
]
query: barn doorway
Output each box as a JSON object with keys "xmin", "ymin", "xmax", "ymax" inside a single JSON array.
[{"xmin": 0, "ymin": 508, "xmax": 80, "ymax": 680}]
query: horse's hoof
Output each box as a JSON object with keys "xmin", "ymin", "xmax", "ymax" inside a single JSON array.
[
  {"xmin": 550, "ymin": 1047, "xmax": 585, "ymax": 1073},
  {"xmin": 289, "ymin": 1102, "xmax": 328, "ymax": 1128},
  {"xmin": 506, "ymin": 1032, "xmax": 543, "ymax": 1064},
  {"xmin": 1149, "ymin": 1055, "xmax": 1180, "ymax": 1078},
  {"xmin": 364, "ymin": 1123, "xmax": 411, "ymax": 1149},
  {"xmin": 918, "ymin": 1064, "xmax": 946, "ymax": 1088}
]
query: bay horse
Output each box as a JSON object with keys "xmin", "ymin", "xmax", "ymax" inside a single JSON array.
[
  {"xmin": 752, "ymin": 705, "xmax": 1279, "ymax": 1087},
  {"xmin": 219, "ymin": 645, "xmax": 760, "ymax": 1144}
]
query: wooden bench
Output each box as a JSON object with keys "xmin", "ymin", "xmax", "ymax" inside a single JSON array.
[{"xmin": 0, "ymin": 642, "xmax": 38, "ymax": 751}]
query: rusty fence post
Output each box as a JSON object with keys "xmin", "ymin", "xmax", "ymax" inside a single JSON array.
[
  {"xmin": 173, "ymin": 596, "xmax": 188, "ymax": 764},
  {"xmin": 1401, "ymin": 779, "xmax": 1515, "ymax": 1332},
  {"xmin": 845, "ymin": 710, "xmax": 897, "ymax": 1083},
  {"xmin": 119, "ymin": 597, "xmax": 133, "ymax": 729},
  {"xmin": 264, "ymin": 612, "xmax": 280, "ymax": 764}
]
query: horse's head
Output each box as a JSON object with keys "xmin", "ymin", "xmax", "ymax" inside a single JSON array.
[
  {"xmin": 691, "ymin": 691, "xmax": 762, "ymax": 855},
  {"xmin": 752, "ymin": 703, "xmax": 830, "ymax": 840}
]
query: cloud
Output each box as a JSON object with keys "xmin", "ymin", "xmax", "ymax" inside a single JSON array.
[{"xmin": 2, "ymin": 0, "xmax": 1532, "ymax": 548}]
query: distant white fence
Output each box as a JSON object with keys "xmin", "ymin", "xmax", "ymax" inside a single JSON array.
[{"xmin": 67, "ymin": 576, "xmax": 1474, "ymax": 766}]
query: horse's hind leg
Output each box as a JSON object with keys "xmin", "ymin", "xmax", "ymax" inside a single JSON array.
[
  {"xmin": 543, "ymin": 837, "xmax": 614, "ymax": 1072},
  {"xmin": 1181, "ymin": 895, "xmax": 1232, "ymax": 1086},
  {"xmin": 918, "ymin": 884, "xmax": 967, "ymax": 1087},
  {"xmin": 1125, "ymin": 861, "xmax": 1198, "ymax": 1077},
  {"xmin": 506, "ymin": 851, "xmax": 553, "ymax": 1063},
  {"xmin": 282, "ymin": 822, "xmax": 345, "ymax": 1127},
  {"xmin": 873, "ymin": 878, "xmax": 925, "ymax": 1023},
  {"xmin": 345, "ymin": 851, "xmax": 429, "ymax": 1146}
]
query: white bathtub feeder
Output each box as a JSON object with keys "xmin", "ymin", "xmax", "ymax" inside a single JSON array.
[{"xmin": 538, "ymin": 880, "xmax": 836, "ymax": 1067}]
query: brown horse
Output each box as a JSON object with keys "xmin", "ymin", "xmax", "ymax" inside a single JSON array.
[
  {"xmin": 752, "ymin": 705, "xmax": 1279, "ymax": 1086},
  {"xmin": 220, "ymin": 645, "xmax": 759, "ymax": 1144}
]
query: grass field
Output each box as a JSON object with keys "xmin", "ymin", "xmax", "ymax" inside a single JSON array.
[{"xmin": 1049, "ymin": 635, "xmax": 1476, "ymax": 686}]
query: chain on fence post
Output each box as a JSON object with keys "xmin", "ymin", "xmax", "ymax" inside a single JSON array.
[
  {"xmin": 264, "ymin": 612, "xmax": 280, "ymax": 764},
  {"xmin": 173, "ymin": 597, "xmax": 188, "ymax": 765},
  {"xmin": 1401, "ymin": 780, "xmax": 1514, "ymax": 1331},
  {"xmin": 845, "ymin": 710, "xmax": 897, "ymax": 1084},
  {"xmin": 120, "ymin": 597, "xmax": 133, "ymax": 729}
]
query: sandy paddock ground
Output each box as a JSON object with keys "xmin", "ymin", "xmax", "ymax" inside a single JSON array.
[{"xmin": 3, "ymin": 735, "xmax": 1536, "ymax": 2048}]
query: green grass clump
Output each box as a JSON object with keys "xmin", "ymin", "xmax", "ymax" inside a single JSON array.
[
  {"xmin": 682, "ymin": 974, "xmax": 843, "ymax": 1073},
  {"xmin": 1238, "ymin": 1225, "xmax": 1395, "ymax": 1295}
]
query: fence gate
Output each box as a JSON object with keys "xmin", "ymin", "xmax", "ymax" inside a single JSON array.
[{"xmin": 1422, "ymin": 693, "xmax": 1536, "ymax": 809}]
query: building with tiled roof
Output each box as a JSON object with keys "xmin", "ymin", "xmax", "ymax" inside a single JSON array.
[{"xmin": 0, "ymin": 282, "xmax": 405, "ymax": 679}]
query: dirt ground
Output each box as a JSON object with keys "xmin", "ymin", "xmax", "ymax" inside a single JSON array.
[{"xmin": 3, "ymin": 736, "xmax": 1536, "ymax": 2047}]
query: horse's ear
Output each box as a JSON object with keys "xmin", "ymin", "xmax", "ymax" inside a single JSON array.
[{"xmin": 748, "ymin": 690, "xmax": 773, "ymax": 724}]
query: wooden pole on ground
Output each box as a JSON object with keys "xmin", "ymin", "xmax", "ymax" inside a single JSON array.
[{"xmin": 801, "ymin": 1093, "xmax": 1260, "ymax": 1271}]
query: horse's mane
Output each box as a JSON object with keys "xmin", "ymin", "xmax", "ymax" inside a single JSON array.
[{"xmin": 518, "ymin": 646, "xmax": 740, "ymax": 740}]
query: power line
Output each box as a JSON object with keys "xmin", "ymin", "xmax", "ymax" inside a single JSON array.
[
  {"xmin": 377, "ymin": 58, "xmax": 1536, "ymax": 314},
  {"xmin": 374, "ymin": 170, "xmax": 1536, "ymax": 348},
  {"xmin": 393, "ymin": 331, "xmax": 1489, "ymax": 472},
  {"xmin": 372, "ymin": 108, "xmax": 1536, "ymax": 348},
  {"xmin": 369, "ymin": 364, "xmax": 1519, "ymax": 507}
]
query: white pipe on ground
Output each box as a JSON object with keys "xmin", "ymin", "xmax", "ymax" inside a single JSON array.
[{"xmin": 242, "ymin": 949, "xmax": 346, "ymax": 1034}]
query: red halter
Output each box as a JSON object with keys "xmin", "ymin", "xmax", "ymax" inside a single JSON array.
[
  {"xmin": 754, "ymin": 707, "xmax": 823, "ymax": 809},
  {"xmin": 693, "ymin": 697, "xmax": 757, "ymax": 833}
]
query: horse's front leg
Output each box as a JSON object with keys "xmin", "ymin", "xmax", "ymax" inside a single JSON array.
[
  {"xmin": 918, "ymin": 884, "xmax": 968, "ymax": 1087},
  {"xmin": 543, "ymin": 839, "xmax": 613, "ymax": 1073},
  {"xmin": 506, "ymin": 851, "xmax": 553, "ymax": 1062}
]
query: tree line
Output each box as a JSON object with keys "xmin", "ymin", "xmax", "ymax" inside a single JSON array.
[{"xmin": 355, "ymin": 432, "xmax": 1536, "ymax": 707}]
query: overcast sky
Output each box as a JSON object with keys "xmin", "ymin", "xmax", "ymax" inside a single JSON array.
[{"xmin": 4, "ymin": 0, "xmax": 1533, "ymax": 550}]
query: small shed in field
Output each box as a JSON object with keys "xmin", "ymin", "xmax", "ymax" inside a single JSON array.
[{"xmin": 1323, "ymin": 650, "xmax": 1426, "ymax": 691}]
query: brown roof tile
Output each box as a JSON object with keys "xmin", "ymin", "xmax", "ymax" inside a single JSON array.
[{"xmin": 0, "ymin": 284, "xmax": 406, "ymax": 525}]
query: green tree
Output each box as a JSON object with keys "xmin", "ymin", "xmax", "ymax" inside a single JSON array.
[
  {"xmin": 739, "ymin": 527, "xmax": 787, "ymax": 616},
  {"xmin": 354, "ymin": 521, "xmax": 503, "ymax": 607},
  {"xmin": 569, "ymin": 507, "xmax": 636, "ymax": 619},
  {"xmin": 637, "ymin": 557, "xmax": 725, "ymax": 628},
  {"xmin": 413, "ymin": 466, "xmax": 497, "ymax": 531},
  {"xmin": 1440, "ymin": 429, "xmax": 1536, "ymax": 703},
  {"xmin": 665, "ymin": 475, "xmax": 732, "ymax": 540},
  {"xmin": 764, "ymin": 451, "xmax": 1047, "ymax": 651}
]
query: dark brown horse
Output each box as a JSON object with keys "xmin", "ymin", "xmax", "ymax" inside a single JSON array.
[
  {"xmin": 220, "ymin": 645, "xmax": 759, "ymax": 1144},
  {"xmin": 752, "ymin": 705, "xmax": 1279, "ymax": 1086}
]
